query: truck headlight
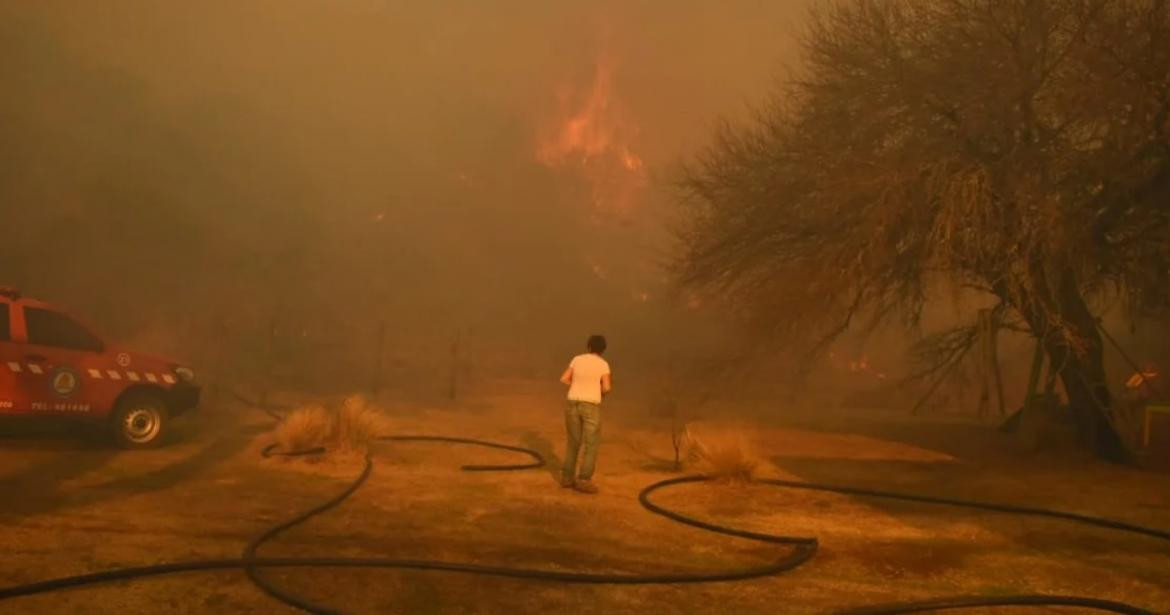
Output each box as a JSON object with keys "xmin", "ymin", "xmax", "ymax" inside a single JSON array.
[{"xmin": 175, "ymin": 367, "xmax": 196, "ymax": 383}]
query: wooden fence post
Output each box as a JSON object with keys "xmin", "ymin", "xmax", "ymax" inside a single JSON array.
[{"xmin": 371, "ymin": 320, "xmax": 386, "ymax": 398}]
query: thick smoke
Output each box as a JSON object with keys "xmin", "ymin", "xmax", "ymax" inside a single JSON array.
[{"xmin": 0, "ymin": 2, "xmax": 810, "ymax": 397}]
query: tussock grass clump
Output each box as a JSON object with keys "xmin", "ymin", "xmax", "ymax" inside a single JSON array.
[
  {"xmin": 684, "ymin": 427, "xmax": 760, "ymax": 483},
  {"xmin": 272, "ymin": 395, "xmax": 389, "ymax": 455},
  {"xmin": 334, "ymin": 394, "xmax": 390, "ymax": 452},
  {"xmin": 274, "ymin": 404, "xmax": 333, "ymax": 454}
]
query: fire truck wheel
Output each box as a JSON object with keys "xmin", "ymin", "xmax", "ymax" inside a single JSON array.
[{"xmin": 111, "ymin": 393, "xmax": 169, "ymax": 449}]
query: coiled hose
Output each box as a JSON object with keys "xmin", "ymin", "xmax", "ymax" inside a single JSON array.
[{"xmin": 0, "ymin": 422, "xmax": 1166, "ymax": 613}]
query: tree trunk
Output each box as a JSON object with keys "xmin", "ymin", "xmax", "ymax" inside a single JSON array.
[{"xmin": 1045, "ymin": 274, "xmax": 1129, "ymax": 463}]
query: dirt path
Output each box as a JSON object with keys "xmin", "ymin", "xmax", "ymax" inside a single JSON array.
[{"xmin": 0, "ymin": 384, "xmax": 1167, "ymax": 614}]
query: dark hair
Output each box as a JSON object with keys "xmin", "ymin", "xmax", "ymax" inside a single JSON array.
[{"xmin": 586, "ymin": 334, "xmax": 607, "ymax": 354}]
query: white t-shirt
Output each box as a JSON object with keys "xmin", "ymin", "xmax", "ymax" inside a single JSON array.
[{"xmin": 566, "ymin": 353, "xmax": 611, "ymax": 404}]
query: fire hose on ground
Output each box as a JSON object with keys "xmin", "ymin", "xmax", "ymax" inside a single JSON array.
[{"xmin": 0, "ymin": 402, "xmax": 1167, "ymax": 614}]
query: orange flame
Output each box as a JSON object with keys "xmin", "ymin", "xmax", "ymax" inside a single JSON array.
[
  {"xmin": 828, "ymin": 352, "xmax": 882, "ymax": 377},
  {"xmin": 1126, "ymin": 370, "xmax": 1159, "ymax": 389},
  {"xmin": 538, "ymin": 56, "xmax": 646, "ymax": 219}
]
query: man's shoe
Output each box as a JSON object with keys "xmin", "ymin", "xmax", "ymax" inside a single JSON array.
[
  {"xmin": 560, "ymin": 476, "xmax": 575, "ymax": 488},
  {"xmin": 573, "ymin": 480, "xmax": 599, "ymax": 494}
]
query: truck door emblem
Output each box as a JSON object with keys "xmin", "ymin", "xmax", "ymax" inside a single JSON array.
[
  {"xmin": 51, "ymin": 368, "xmax": 80, "ymax": 397},
  {"xmin": 116, "ymin": 353, "xmax": 132, "ymax": 367}
]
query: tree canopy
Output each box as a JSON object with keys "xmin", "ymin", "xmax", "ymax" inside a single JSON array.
[{"xmin": 677, "ymin": 0, "xmax": 1170, "ymax": 458}]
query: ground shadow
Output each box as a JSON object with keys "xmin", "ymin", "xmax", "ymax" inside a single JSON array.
[
  {"xmin": 0, "ymin": 417, "xmax": 110, "ymax": 451},
  {"xmin": 772, "ymin": 455, "xmax": 1170, "ymax": 560},
  {"xmin": 773, "ymin": 410, "xmax": 1020, "ymax": 465},
  {"xmin": 0, "ymin": 449, "xmax": 120, "ymax": 517},
  {"xmin": 521, "ymin": 431, "xmax": 561, "ymax": 482},
  {"xmin": 0, "ymin": 419, "xmax": 122, "ymax": 518},
  {"xmin": 639, "ymin": 455, "xmax": 682, "ymax": 473},
  {"xmin": 0, "ymin": 420, "xmax": 266, "ymax": 519}
]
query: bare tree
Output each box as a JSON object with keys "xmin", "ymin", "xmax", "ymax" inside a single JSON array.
[{"xmin": 676, "ymin": 0, "xmax": 1170, "ymax": 461}]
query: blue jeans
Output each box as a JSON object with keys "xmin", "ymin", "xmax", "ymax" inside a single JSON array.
[{"xmin": 563, "ymin": 401, "xmax": 601, "ymax": 481}]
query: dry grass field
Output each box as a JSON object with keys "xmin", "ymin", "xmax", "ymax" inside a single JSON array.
[{"xmin": 1, "ymin": 379, "xmax": 1168, "ymax": 614}]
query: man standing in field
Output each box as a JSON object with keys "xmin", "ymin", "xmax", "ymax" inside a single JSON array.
[{"xmin": 559, "ymin": 334, "xmax": 612, "ymax": 494}]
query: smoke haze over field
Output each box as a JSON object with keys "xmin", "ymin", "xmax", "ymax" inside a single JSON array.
[{"xmin": 0, "ymin": 1, "xmax": 811, "ymax": 394}]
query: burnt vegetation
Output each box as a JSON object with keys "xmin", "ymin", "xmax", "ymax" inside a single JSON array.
[{"xmin": 676, "ymin": 0, "xmax": 1170, "ymax": 460}]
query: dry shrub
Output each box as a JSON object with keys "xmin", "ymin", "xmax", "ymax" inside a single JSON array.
[
  {"xmin": 334, "ymin": 394, "xmax": 390, "ymax": 452},
  {"xmin": 274, "ymin": 404, "xmax": 333, "ymax": 453},
  {"xmin": 272, "ymin": 395, "xmax": 390, "ymax": 455},
  {"xmin": 683, "ymin": 426, "xmax": 759, "ymax": 483}
]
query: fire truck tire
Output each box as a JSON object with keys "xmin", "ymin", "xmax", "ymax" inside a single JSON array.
[{"xmin": 111, "ymin": 392, "xmax": 169, "ymax": 449}]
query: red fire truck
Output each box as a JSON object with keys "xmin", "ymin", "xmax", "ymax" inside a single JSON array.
[{"xmin": 0, "ymin": 287, "xmax": 199, "ymax": 447}]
